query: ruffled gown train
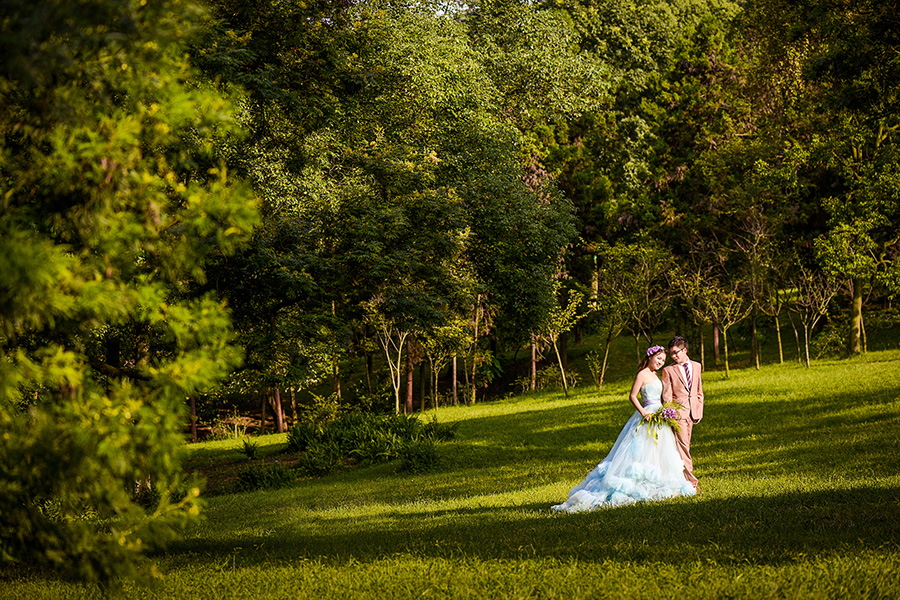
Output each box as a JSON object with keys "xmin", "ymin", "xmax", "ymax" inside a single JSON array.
[{"xmin": 552, "ymin": 379, "xmax": 696, "ymax": 512}]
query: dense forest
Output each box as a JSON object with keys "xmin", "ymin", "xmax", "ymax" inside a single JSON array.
[{"xmin": 1, "ymin": 0, "xmax": 898, "ymax": 583}]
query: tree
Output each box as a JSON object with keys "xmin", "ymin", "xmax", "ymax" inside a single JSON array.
[
  {"xmin": 587, "ymin": 243, "xmax": 631, "ymax": 387},
  {"xmin": 789, "ymin": 259, "xmax": 841, "ymax": 368},
  {"xmin": 740, "ymin": 0, "xmax": 900, "ymax": 356},
  {"xmin": 679, "ymin": 269, "xmax": 750, "ymax": 378},
  {"xmin": 732, "ymin": 212, "xmax": 781, "ymax": 370},
  {"xmin": 589, "ymin": 294, "xmax": 627, "ymax": 389},
  {"xmin": 421, "ymin": 317, "xmax": 470, "ymax": 409},
  {"xmin": 537, "ymin": 288, "xmax": 588, "ymax": 398},
  {"xmin": 367, "ymin": 303, "xmax": 412, "ymax": 415},
  {"xmin": 614, "ymin": 241, "xmax": 674, "ymax": 357},
  {"xmin": 195, "ymin": 1, "xmax": 577, "ymax": 401},
  {"xmin": 814, "ymin": 117, "xmax": 900, "ymax": 355},
  {"xmin": 0, "ymin": 0, "xmax": 257, "ymax": 582}
]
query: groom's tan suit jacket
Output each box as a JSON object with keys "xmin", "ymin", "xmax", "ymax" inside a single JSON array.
[
  {"xmin": 661, "ymin": 360, "xmax": 703, "ymax": 489},
  {"xmin": 661, "ymin": 360, "xmax": 703, "ymax": 423}
]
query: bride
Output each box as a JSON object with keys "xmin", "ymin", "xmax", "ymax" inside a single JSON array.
[{"xmin": 552, "ymin": 345, "xmax": 696, "ymax": 512}]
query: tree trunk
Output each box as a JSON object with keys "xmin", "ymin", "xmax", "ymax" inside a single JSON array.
[
  {"xmin": 462, "ymin": 354, "xmax": 470, "ymax": 400},
  {"xmin": 419, "ymin": 361, "xmax": 427, "ymax": 413},
  {"xmin": 788, "ymin": 310, "xmax": 802, "ymax": 363},
  {"xmin": 722, "ymin": 327, "xmax": 731, "ymax": 378},
  {"xmin": 698, "ymin": 323, "xmax": 705, "ymax": 371},
  {"xmin": 366, "ymin": 352, "xmax": 373, "ymax": 395},
  {"xmin": 803, "ymin": 325, "xmax": 811, "ymax": 368},
  {"xmin": 713, "ymin": 322, "xmax": 721, "ymax": 365},
  {"xmin": 775, "ymin": 314, "xmax": 784, "ymax": 364},
  {"xmin": 429, "ymin": 355, "xmax": 440, "ymax": 411},
  {"xmin": 530, "ymin": 338, "xmax": 537, "ymax": 391},
  {"xmin": 751, "ymin": 308, "xmax": 760, "ymax": 370},
  {"xmin": 861, "ymin": 311, "xmax": 867, "ymax": 353},
  {"xmin": 511, "ymin": 345, "xmax": 520, "ymax": 371},
  {"xmin": 259, "ymin": 391, "xmax": 267, "ymax": 435},
  {"xmin": 380, "ymin": 330, "xmax": 408, "ymax": 415},
  {"xmin": 559, "ymin": 331, "xmax": 568, "ymax": 374},
  {"xmin": 553, "ymin": 339, "xmax": 569, "ymax": 398},
  {"xmin": 452, "ymin": 355, "xmax": 458, "ymax": 405},
  {"xmin": 600, "ymin": 336, "xmax": 612, "ymax": 388},
  {"xmin": 273, "ymin": 388, "xmax": 285, "ymax": 433},
  {"xmin": 290, "ymin": 388, "xmax": 298, "ymax": 428},
  {"xmin": 331, "ymin": 300, "xmax": 341, "ymax": 399},
  {"xmin": 332, "ymin": 352, "xmax": 342, "ymax": 399},
  {"xmin": 405, "ymin": 339, "xmax": 414, "ymax": 414},
  {"xmin": 849, "ymin": 277, "xmax": 863, "ymax": 355},
  {"xmin": 190, "ymin": 396, "xmax": 198, "ymax": 443},
  {"xmin": 471, "ymin": 297, "xmax": 481, "ymax": 405}
]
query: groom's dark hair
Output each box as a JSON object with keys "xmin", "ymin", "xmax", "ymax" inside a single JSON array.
[{"xmin": 668, "ymin": 335, "xmax": 688, "ymax": 351}]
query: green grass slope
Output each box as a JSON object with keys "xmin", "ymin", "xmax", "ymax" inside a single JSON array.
[{"xmin": 6, "ymin": 352, "xmax": 900, "ymax": 599}]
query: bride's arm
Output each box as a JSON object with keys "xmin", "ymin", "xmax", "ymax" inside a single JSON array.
[
  {"xmin": 628, "ymin": 371, "xmax": 651, "ymax": 420},
  {"xmin": 661, "ymin": 367, "xmax": 673, "ymax": 403}
]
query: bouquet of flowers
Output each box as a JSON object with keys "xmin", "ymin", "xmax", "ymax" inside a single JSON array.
[{"xmin": 637, "ymin": 401, "xmax": 682, "ymax": 443}]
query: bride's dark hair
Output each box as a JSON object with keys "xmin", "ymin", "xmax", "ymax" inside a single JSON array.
[{"xmin": 638, "ymin": 345, "xmax": 666, "ymax": 372}]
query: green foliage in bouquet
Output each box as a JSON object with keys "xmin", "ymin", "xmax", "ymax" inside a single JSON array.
[{"xmin": 635, "ymin": 401, "xmax": 683, "ymax": 444}]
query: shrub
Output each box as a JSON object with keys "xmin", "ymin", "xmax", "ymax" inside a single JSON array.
[
  {"xmin": 285, "ymin": 411, "xmax": 454, "ymax": 476},
  {"xmin": 397, "ymin": 438, "xmax": 439, "ymax": 473},
  {"xmin": 286, "ymin": 421, "xmax": 320, "ymax": 453},
  {"xmin": 810, "ymin": 327, "xmax": 845, "ymax": 359},
  {"xmin": 295, "ymin": 438, "xmax": 343, "ymax": 476},
  {"xmin": 422, "ymin": 415, "xmax": 458, "ymax": 442},
  {"xmin": 207, "ymin": 411, "xmax": 248, "ymax": 441},
  {"xmin": 240, "ymin": 438, "xmax": 259, "ymax": 460},
  {"xmin": 234, "ymin": 464, "xmax": 295, "ymax": 492},
  {"xmin": 516, "ymin": 365, "xmax": 580, "ymax": 393}
]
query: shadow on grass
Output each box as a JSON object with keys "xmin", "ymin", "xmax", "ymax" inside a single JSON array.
[{"xmin": 169, "ymin": 485, "xmax": 900, "ymax": 568}]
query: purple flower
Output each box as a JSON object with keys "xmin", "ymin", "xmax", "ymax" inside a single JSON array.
[{"xmin": 662, "ymin": 408, "xmax": 677, "ymax": 420}]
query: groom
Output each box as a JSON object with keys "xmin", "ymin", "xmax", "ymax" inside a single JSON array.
[{"xmin": 661, "ymin": 335, "xmax": 704, "ymax": 491}]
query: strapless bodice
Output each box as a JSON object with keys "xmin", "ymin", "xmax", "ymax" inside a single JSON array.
[{"xmin": 640, "ymin": 379, "xmax": 663, "ymax": 407}]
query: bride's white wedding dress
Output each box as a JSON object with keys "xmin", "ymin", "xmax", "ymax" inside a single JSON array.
[{"xmin": 552, "ymin": 378, "xmax": 696, "ymax": 512}]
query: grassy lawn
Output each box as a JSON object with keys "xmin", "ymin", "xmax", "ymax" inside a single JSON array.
[{"xmin": 6, "ymin": 351, "xmax": 900, "ymax": 599}]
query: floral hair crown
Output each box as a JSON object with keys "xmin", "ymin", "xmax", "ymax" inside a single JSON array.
[{"xmin": 646, "ymin": 345, "xmax": 665, "ymax": 357}]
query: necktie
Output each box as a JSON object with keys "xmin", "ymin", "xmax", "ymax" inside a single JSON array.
[{"xmin": 683, "ymin": 362, "xmax": 692, "ymax": 391}]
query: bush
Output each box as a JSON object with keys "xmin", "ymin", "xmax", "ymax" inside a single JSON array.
[
  {"xmin": 516, "ymin": 365, "xmax": 580, "ymax": 393},
  {"xmin": 295, "ymin": 438, "xmax": 344, "ymax": 476},
  {"xmin": 397, "ymin": 438, "xmax": 439, "ymax": 473},
  {"xmin": 286, "ymin": 421, "xmax": 320, "ymax": 453},
  {"xmin": 285, "ymin": 411, "xmax": 454, "ymax": 476},
  {"xmin": 810, "ymin": 327, "xmax": 845, "ymax": 359},
  {"xmin": 240, "ymin": 438, "xmax": 259, "ymax": 460},
  {"xmin": 422, "ymin": 415, "xmax": 459, "ymax": 442},
  {"xmin": 234, "ymin": 464, "xmax": 295, "ymax": 492},
  {"xmin": 207, "ymin": 410, "xmax": 248, "ymax": 441}
]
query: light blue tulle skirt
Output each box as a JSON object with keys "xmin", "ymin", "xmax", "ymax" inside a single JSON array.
[{"xmin": 552, "ymin": 403, "xmax": 696, "ymax": 513}]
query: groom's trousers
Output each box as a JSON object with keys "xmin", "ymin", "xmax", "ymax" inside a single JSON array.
[{"xmin": 675, "ymin": 419, "xmax": 699, "ymax": 490}]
